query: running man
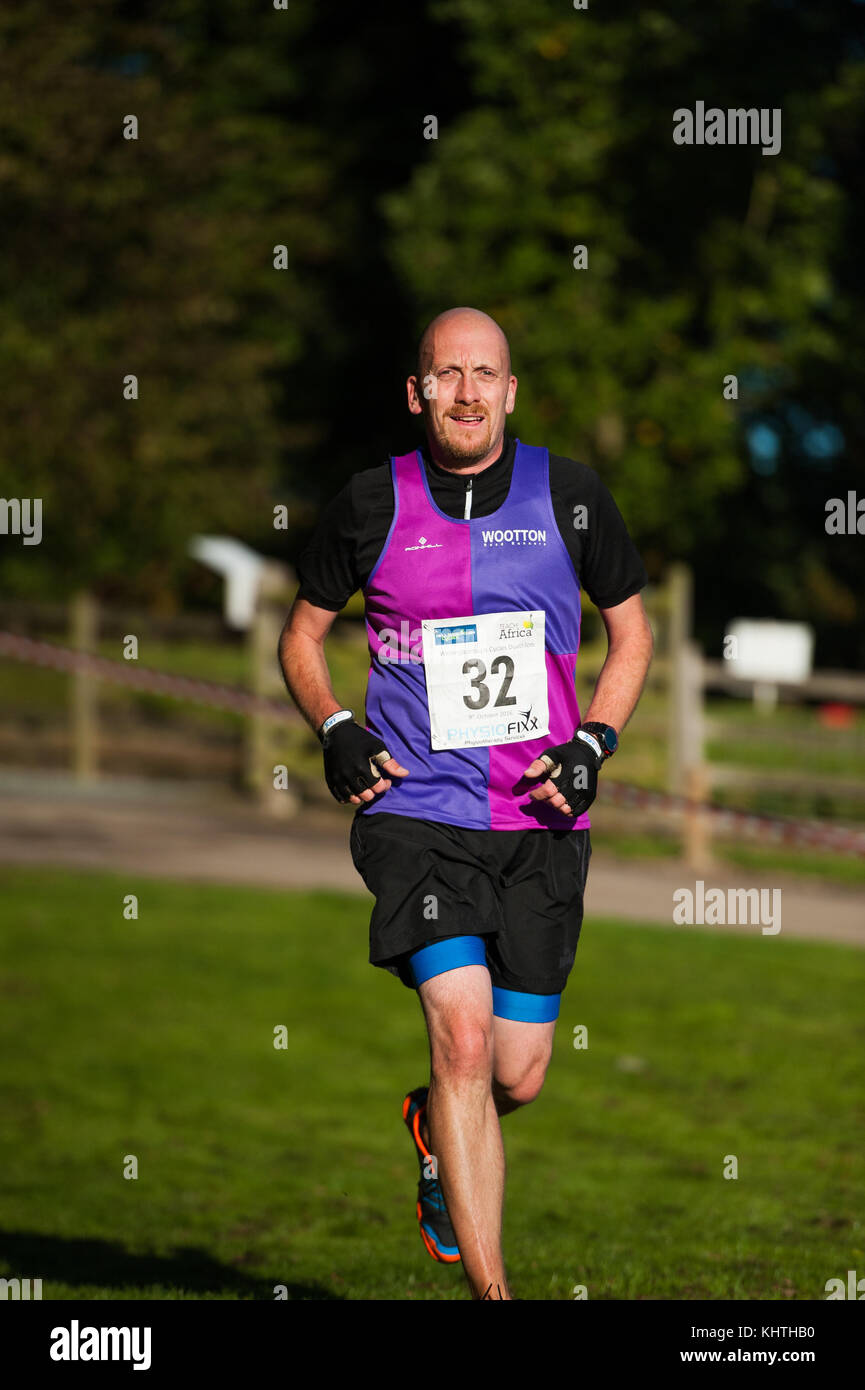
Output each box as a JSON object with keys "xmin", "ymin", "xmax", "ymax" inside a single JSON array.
[{"xmin": 279, "ymin": 307, "xmax": 653, "ymax": 1300}]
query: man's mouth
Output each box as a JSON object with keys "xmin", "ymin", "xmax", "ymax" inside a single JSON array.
[{"xmin": 449, "ymin": 415, "xmax": 486, "ymax": 426}]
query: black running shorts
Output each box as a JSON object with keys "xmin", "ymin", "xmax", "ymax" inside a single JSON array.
[{"xmin": 349, "ymin": 810, "xmax": 592, "ymax": 995}]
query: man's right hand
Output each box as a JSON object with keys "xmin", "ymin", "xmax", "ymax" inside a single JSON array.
[{"xmin": 322, "ymin": 719, "xmax": 410, "ymax": 805}]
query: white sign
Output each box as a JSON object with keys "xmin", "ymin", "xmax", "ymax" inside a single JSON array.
[
  {"xmin": 724, "ymin": 620, "xmax": 814, "ymax": 684},
  {"xmin": 189, "ymin": 535, "xmax": 266, "ymax": 629}
]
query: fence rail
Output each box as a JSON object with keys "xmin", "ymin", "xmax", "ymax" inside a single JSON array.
[{"xmin": 1, "ymin": 620, "xmax": 863, "ymax": 860}]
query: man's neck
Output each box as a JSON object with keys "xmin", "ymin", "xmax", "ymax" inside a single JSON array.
[{"xmin": 425, "ymin": 430, "xmax": 510, "ymax": 477}]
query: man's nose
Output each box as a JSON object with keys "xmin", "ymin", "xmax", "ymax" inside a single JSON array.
[{"xmin": 455, "ymin": 375, "xmax": 480, "ymax": 401}]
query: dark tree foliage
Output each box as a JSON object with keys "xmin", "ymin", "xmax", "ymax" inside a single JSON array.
[
  {"xmin": 1, "ymin": 1, "xmax": 863, "ymax": 664},
  {"xmin": 384, "ymin": 0, "xmax": 865, "ymax": 663}
]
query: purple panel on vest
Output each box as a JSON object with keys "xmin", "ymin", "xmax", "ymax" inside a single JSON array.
[
  {"xmin": 469, "ymin": 443, "xmax": 584, "ymax": 828},
  {"xmin": 468, "ymin": 442, "xmax": 581, "ymax": 657},
  {"xmin": 359, "ymin": 441, "xmax": 586, "ymax": 831},
  {"xmin": 488, "ymin": 651, "xmax": 588, "ymax": 830}
]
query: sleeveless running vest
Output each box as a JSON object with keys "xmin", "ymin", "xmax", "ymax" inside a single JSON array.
[{"xmin": 360, "ymin": 439, "xmax": 588, "ymax": 831}]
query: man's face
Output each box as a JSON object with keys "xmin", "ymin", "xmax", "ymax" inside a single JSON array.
[{"xmin": 407, "ymin": 316, "xmax": 517, "ymax": 467}]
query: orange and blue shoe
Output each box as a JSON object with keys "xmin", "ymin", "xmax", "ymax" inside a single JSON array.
[{"xmin": 402, "ymin": 1086, "xmax": 461, "ymax": 1264}]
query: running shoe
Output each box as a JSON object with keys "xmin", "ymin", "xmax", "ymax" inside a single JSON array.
[{"xmin": 402, "ymin": 1085, "xmax": 461, "ymax": 1263}]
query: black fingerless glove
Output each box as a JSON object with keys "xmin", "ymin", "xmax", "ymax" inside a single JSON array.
[
  {"xmin": 537, "ymin": 733, "xmax": 603, "ymax": 816},
  {"xmin": 322, "ymin": 719, "xmax": 391, "ymax": 803}
]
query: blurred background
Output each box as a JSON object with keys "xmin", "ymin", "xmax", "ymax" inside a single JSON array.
[{"xmin": 0, "ymin": 0, "xmax": 863, "ymax": 1302}]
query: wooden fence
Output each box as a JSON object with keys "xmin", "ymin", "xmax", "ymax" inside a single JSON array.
[{"xmin": 1, "ymin": 570, "xmax": 863, "ymax": 864}]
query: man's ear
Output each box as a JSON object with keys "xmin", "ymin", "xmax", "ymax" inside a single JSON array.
[{"xmin": 407, "ymin": 373, "xmax": 431, "ymax": 415}]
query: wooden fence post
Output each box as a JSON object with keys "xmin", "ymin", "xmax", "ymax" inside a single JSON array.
[
  {"xmin": 246, "ymin": 563, "xmax": 298, "ymax": 816},
  {"xmin": 667, "ymin": 563, "xmax": 710, "ymax": 866},
  {"xmin": 668, "ymin": 562, "xmax": 693, "ymax": 797},
  {"xmin": 680, "ymin": 640, "xmax": 709, "ymax": 868},
  {"xmin": 70, "ymin": 590, "xmax": 98, "ymax": 780}
]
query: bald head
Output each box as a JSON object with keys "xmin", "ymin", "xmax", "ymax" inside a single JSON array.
[
  {"xmin": 417, "ymin": 306, "xmax": 511, "ymax": 381},
  {"xmin": 407, "ymin": 305, "xmax": 517, "ymax": 471}
]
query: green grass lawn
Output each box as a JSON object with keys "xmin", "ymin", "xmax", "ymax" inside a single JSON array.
[
  {"xmin": 1, "ymin": 866, "xmax": 862, "ymax": 1301},
  {"xmin": 586, "ymin": 825, "xmax": 865, "ymax": 886}
]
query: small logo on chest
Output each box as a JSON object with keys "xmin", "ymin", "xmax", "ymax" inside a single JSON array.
[{"xmin": 404, "ymin": 534, "xmax": 444, "ymax": 552}]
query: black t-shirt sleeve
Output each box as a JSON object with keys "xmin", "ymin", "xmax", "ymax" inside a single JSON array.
[
  {"xmin": 295, "ymin": 479, "xmax": 361, "ymax": 612},
  {"xmin": 295, "ymin": 463, "xmax": 396, "ymax": 609},
  {"xmin": 549, "ymin": 456, "xmax": 647, "ymax": 608}
]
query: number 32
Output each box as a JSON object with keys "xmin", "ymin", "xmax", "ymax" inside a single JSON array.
[{"xmin": 461, "ymin": 655, "xmax": 517, "ymax": 710}]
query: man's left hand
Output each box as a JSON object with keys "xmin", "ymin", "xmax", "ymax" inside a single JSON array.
[{"xmin": 521, "ymin": 736, "xmax": 602, "ymax": 817}]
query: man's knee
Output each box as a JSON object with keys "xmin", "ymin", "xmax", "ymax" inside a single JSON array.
[
  {"xmin": 419, "ymin": 963, "xmax": 494, "ymax": 1082},
  {"xmin": 429, "ymin": 1014, "xmax": 494, "ymax": 1082},
  {"xmin": 493, "ymin": 1053, "xmax": 550, "ymax": 1107}
]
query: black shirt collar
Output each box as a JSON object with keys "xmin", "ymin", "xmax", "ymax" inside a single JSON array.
[{"xmin": 422, "ymin": 430, "xmax": 515, "ymax": 483}]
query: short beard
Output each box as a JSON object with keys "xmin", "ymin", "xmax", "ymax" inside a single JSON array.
[{"xmin": 431, "ymin": 414, "xmax": 493, "ymax": 466}]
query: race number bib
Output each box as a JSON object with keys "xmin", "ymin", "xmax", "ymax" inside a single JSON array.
[{"xmin": 421, "ymin": 610, "xmax": 549, "ymax": 750}]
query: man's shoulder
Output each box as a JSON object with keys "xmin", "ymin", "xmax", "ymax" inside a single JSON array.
[
  {"xmin": 348, "ymin": 457, "xmax": 393, "ymax": 484},
  {"xmin": 521, "ymin": 441, "xmax": 602, "ymax": 496},
  {"xmin": 337, "ymin": 457, "xmax": 396, "ymax": 509},
  {"xmin": 350, "ymin": 447, "xmax": 421, "ymax": 486}
]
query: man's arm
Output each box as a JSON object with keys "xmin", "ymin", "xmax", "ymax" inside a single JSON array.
[
  {"xmin": 278, "ymin": 594, "xmax": 409, "ymax": 804},
  {"xmin": 522, "ymin": 592, "xmax": 653, "ymax": 813},
  {"xmin": 277, "ymin": 594, "xmax": 345, "ymax": 735},
  {"xmin": 581, "ymin": 592, "xmax": 654, "ymax": 731}
]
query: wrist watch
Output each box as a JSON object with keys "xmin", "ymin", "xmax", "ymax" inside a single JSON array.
[
  {"xmin": 576, "ymin": 722, "xmax": 619, "ymax": 764},
  {"xmin": 318, "ymin": 708, "xmax": 354, "ymax": 743}
]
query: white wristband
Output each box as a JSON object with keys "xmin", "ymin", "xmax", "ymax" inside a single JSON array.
[
  {"xmin": 319, "ymin": 709, "xmax": 354, "ymax": 741},
  {"xmin": 575, "ymin": 729, "xmax": 603, "ymax": 762}
]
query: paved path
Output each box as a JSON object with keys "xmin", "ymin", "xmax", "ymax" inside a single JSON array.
[{"xmin": 1, "ymin": 773, "xmax": 863, "ymax": 947}]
